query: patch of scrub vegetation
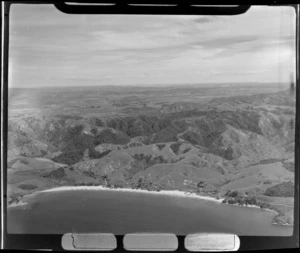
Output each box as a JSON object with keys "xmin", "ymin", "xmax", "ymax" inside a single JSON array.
[
  {"xmin": 52, "ymin": 124, "xmax": 113, "ymax": 165},
  {"xmin": 282, "ymin": 161, "xmax": 294, "ymax": 172},
  {"xmin": 52, "ymin": 151, "xmax": 84, "ymax": 165},
  {"xmin": 43, "ymin": 168, "xmax": 66, "ymax": 179},
  {"xmin": 82, "ymin": 170, "xmax": 97, "ymax": 179},
  {"xmin": 264, "ymin": 181, "xmax": 294, "ymax": 197},
  {"xmin": 250, "ymin": 158, "xmax": 284, "ymax": 166},
  {"xmin": 133, "ymin": 153, "xmax": 183, "ymax": 166},
  {"xmin": 94, "ymin": 129, "xmax": 130, "ymax": 145},
  {"xmin": 74, "ymin": 182, "xmax": 103, "ymax": 186},
  {"xmin": 182, "ymin": 147, "xmax": 192, "ymax": 154},
  {"xmin": 212, "ymin": 145, "xmax": 234, "ymax": 161},
  {"xmin": 128, "ymin": 142, "xmax": 143, "ymax": 148},
  {"xmin": 221, "ymin": 190, "xmax": 281, "ymax": 212},
  {"xmin": 151, "ymin": 126, "xmax": 182, "ymax": 144},
  {"xmin": 222, "ymin": 190, "xmax": 259, "ymax": 206},
  {"xmin": 259, "ymin": 158, "xmax": 283, "ymax": 164},
  {"xmin": 131, "ymin": 177, "xmax": 162, "ymax": 192},
  {"xmin": 263, "ymin": 179, "xmax": 272, "ymax": 185},
  {"xmin": 181, "ymin": 131, "xmax": 204, "ymax": 146},
  {"xmin": 125, "ymin": 154, "xmax": 182, "ymax": 180},
  {"xmin": 8, "ymin": 192, "xmax": 25, "ymax": 205},
  {"xmin": 18, "ymin": 184, "xmax": 38, "ymax": 190},
  {"xmin": 52, "ymin": 149, "xmax": 111, "ymax": 166},
  {"xmin": 132, "ymin": 154, "xmax": 167, "ymax": 169},
  {"xmin": 156, "ymin": 144, "xmax": 166, "ymax": 150},
  {"xmin": 14, "ymin": 134, "xmax": 32, "ymax": 147},
  {"xmin": 169, "ymin": 142, "xmax": 182, "ymax": 155}
]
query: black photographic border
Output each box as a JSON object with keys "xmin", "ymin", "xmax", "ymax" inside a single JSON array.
[{"xmin": 1, "ymin": 2, "xmax": 299, "ymax": 251}]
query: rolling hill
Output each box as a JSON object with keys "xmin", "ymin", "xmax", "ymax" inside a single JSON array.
[{"xmin": 7, "ymin": 87, "xmax": 295, "ymax": 225}]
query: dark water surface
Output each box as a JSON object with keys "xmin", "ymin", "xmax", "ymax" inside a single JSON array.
[{"xmin": 8, "ymin": 190, "xmax": 293, "ymax": 235}]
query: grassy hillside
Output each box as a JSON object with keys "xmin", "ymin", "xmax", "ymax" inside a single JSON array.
[{"xmin": 7, "ymin": 87, "xmax": 295, "ymax": 225}]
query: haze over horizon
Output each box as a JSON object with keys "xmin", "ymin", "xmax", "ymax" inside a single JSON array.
[
  {"xmin": 8, "ymin": 81, "xmax": 292, "ymax": 90},
  {"xmin": 9, "ymin": 5, "xmax": 295, "ymax": 88}
]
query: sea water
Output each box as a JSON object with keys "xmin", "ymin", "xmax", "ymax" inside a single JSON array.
[{"xmin": 7, "ymin": 190, "xmax": 293, "ymax": 236}]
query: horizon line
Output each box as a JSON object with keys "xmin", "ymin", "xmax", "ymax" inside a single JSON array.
[{"xmin": 8, "ymin": 81, "xmax": 291, "ymax": 89}]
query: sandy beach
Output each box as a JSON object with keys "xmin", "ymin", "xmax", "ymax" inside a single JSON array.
[{"xmin": 39, "ymin": 185, "xmax": 225, "ymax": 204}]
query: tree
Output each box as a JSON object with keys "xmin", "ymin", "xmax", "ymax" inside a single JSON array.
[
  {"xmin": 228, "ymin": 190, "xmax": 239, "ymax": 198},
  {"xmin": 197, "ymin": 181, "xmax": 206, "ymax": 188},
  {"xmin": 102, "ymin": 175, "xmax": 108, "ymax": 187},
  {"xmin": 137, "ymin": 178, "xmax": 143, "ymax": 188}
]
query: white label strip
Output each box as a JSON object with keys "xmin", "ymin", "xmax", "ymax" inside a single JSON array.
[
  {"xmin": 123, "ymin": 233, "xmax": 178, "ymax": 251},
  {"xmin": 61, "ymin": 233, "xmax": 117, "ymax": 251},
  {"xmin": 185, "ymin": 233, "xmax": 240, "ymax": 252}
]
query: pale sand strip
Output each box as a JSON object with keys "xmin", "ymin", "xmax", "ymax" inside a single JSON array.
[{"xmin": 39, "ymin": 185, "xmax": 224, "ymax": 203}]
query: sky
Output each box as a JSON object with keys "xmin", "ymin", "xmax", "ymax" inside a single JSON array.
[{"xmin": 8, "ymin": 5, "xmax": 296, "ymax": 88}]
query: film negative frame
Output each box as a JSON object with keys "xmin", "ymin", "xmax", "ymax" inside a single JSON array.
[{"xmin": 1, "ymin": 2, "xmax": 299, "ymax": 251}]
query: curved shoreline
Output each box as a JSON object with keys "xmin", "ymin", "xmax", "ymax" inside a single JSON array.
[
  {"xmin": 8, "ymin": 186, "xmax": 290, "ymax": 223},
  {"xmin": 8, "ymin": 185, "xmax": 293, "ymax": 226},
  {"xmin": 39, "ymin": 185, "xmax": 225, "ymax": 203}
]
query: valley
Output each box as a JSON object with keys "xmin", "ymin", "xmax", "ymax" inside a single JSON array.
[{"xmin": 7, "ymin": 84, "xmax": 295, "ymax": 226}]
